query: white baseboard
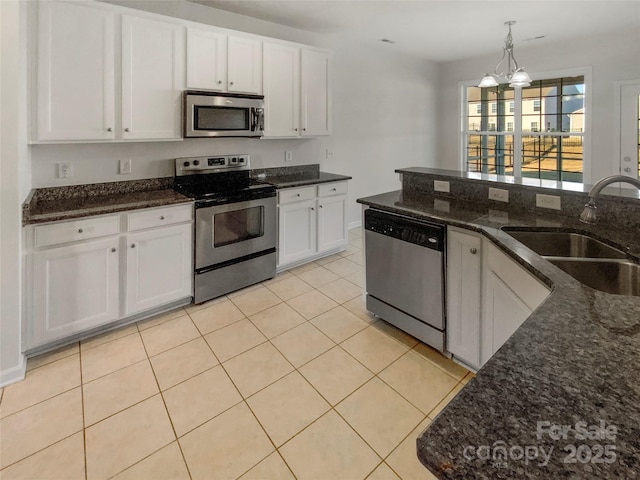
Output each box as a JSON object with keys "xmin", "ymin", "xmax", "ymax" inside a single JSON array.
[
  {"xmin": 0, "ymin": 355, "xmax": 26, "ymax": 388},
  {"xmin": 348, "ymin": 220, "xmax": 362, "ymax": 230}
]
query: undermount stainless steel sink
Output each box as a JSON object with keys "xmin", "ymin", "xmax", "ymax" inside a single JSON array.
[
  {"xmin": 503, "ymin": 229, "xmax": 627, "ymax": 259},
  {"xmin": 547, "ymin": 259, "xmax": 640, "ymax": 297}
]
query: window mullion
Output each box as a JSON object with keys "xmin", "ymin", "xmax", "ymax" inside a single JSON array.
[{"xmin": 513, "ymin": 87, "xmax": 523, "ymax": 177}]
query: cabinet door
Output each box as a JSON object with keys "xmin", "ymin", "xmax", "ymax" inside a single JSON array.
[
  {"xmin": 317, "ymin": 195, "xmax": 347, "ymax": 253},
  {"xmin": 278, "ymin": 199, "xmax": 317, "ymax": 266},
  {"xmin": 125, "ymin": 224, "xmax": 193, "ymax": 315},
  {"xmin": 121, "ymin": 15, "xmax": 185, "ymax": 140},
  {"xmin": 301, "ymin": 49, "xmax": 331, "ymax": 136},
  {"xmin": 187, "ymin": 28, "xmax": 227, "ymax": 91},
  {"xmin": 263, "ymin": 43, "xmax": 300, "ymax": 138},
  {"xmin": 36, "ymin": 1, "xmax": 115, "ymax": 141},
  {"xmin": 30, "ymin": 238, "xmax": 120, "ymax": 348},
  {"xmin": 481, "ymin": 270, "xmax": 532, "ymax": 365},
  {"xmin": 446, "ymin": 228, "xmax": 482, "ymax": 369},
  {"xmin": 227, "ymin": 36, "xmax": 262, "ymax": 94}
]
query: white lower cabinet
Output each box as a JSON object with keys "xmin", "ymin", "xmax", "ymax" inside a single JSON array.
[
  {"xmin": 31, "ymin": 237, "xmax": 120, "ymax": 346},
  {"xmin": 277, "ymin": 181, "xmax": 348, "ymax": 269},
  {"xmin": 26, "ymin": 204, "xmax": 193, "ymax": 350},
  {"xmin": 125, "ymin": 223, "xmax": 192, "ymax": 315},
  {"xmin": 446, "ymin": 227, "xmax": 550, "ymax": 370}
]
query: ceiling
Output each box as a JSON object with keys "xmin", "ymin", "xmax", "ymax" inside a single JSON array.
[{"xmin": 189, "ymin": 0, "xmax": 640, "ymax": 62}]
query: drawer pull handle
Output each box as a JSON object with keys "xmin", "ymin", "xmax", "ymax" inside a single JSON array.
[
  {"xmin": 77, "ymin": 228, "xmax": 83, "ymax": 233},
  {"xmin": 131, "ymin": 244, "xmax": 136, "ymax": 249},
  {"xmin": 160, "ymin": 216, "xmax": 165, "ymax": 220},
  {"xmin": 470, "ymin": 248, "xmax": 478, "ymax": 255},
  {"xmin": 111, "ymin": 248, "xmax": 117, "ymax": 253}
]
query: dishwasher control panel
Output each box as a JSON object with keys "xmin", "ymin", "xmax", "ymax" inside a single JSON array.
[{"xmin": 364, "ymin": 209, "xmax": 445, "ymax": 251}]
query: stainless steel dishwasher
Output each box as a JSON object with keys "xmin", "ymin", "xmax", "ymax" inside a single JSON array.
[{"xmin": 364, "ymin": 208, "xmax": 446, "ymax": 351}]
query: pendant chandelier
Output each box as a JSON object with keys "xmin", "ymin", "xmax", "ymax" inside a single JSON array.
[{"xmin": 478, "ymin": 21, "xmax": 532, "ymax": 88}]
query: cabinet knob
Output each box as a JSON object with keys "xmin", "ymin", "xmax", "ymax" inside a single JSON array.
[
  {"xmin": 229, "ymin": 81, "xmax": 234, "ymax": 86},
  {"xmin": 470, "ymin": 247, "xmax": 478, "ymax": 255},
  {"xmin": 124, "ymin": 128, "xmax": 130, "ymax": 132},
  {"xmin": 217, "ymin": 80, "xmax": 222, "ymax": 85},
  {"xmin": 294, "ymin": 128, "xmax": 298, "ymax": 132},
  {"xmin": 107, "ymin": 127, "xmax": 112, "ymax": 132},
  {"xmin": 77, "ymin": 228, "xmax": 83, "ymax": 233},
  {"xmin": 319, "ymin": 205, "xmax": 323, "ymax": 208},
  {"xmin": 111, "ymin": 248, "xmax": 117, "ymax": 253},
  {"xmin": 332, "ymin": 188, "xmax": 337, "ymax": 191},
  {"xmin": 131, "ymin": 244, "xmax": 136, "ymax": 249},
  {"xmin": 303, "ymin": 128, "xmax": 306, "ymax": 131},
  {"xmin": 296, "ymin": 193, "xmax": 301, "ymax": 197},
  {"xmin": 160, "ymin": 215, "xmax": 165, "ymax": 220},
  {"xmin": 310, "ymin": 207, "xmax": 315, "ymax": 211},
  {"xmin": 624, "ymin": 167, "xmax": 632, "ymax": 173}
]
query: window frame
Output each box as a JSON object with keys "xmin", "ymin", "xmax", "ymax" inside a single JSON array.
[{"xmin": 459, "ymin": 67, "xmax": 592, "ymax": 183}]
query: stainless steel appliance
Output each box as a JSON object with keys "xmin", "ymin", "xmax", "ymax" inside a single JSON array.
[
  {"xmin": 364, "ymin": 208, "xmax": 446, "ymax": 351},
  {"xmin": 174, "ymin": 155, "xmax": 276, "ymax": 303},
  {"xmin": 183, "ymin": 91, "xmax": 264, "ymax": 138}
]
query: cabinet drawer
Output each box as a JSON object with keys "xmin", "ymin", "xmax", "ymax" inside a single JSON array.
[
  {"xmin": 127, "ymin": 204, "xmax": 193, "ymax": 232},
  {"xmin": 278, "ymin": 186, "xmax": 316, "ymax": 204},
  {"xmin": 318, "ymin": 181, "xmax": 347, "ymax": 197},
  {"xmin": 34, "ymin": 215, "xmax": 120, "ymax": 248}
]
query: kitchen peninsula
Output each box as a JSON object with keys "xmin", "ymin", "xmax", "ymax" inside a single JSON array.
[{"xmin": 357, "ymin": 168, "xmax": 640, "ymax": 479}]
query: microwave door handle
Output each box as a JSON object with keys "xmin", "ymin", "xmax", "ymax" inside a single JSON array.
[{"xmin": 252, "ymin": 108, "xmax": 264, "ymax": 132}]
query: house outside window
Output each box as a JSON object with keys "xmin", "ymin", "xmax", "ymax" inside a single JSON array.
[{"xmin": 464, "ymin": 75, "xmax": 585, "ymax": 182}]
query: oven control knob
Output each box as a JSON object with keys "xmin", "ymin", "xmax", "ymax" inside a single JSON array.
[
  {"xmin": 183, "ymin": 161, "xmax": 190, "ymax": 168},
  {"xmin": 193, "ymin": 160, "xmax": 200, "ymax": 166}
]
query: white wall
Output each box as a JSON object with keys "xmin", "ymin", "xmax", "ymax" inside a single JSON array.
[
  {"xmin": 437, "ymin": 27, "xmax": 640, "ymax": 184},
  {"xmin": 30, "ymin": 0, "xmax": 440, "ymax": 227},
  {"xmin": 1, "ymin": 0, "xmax": 28, "ymax": 386}
]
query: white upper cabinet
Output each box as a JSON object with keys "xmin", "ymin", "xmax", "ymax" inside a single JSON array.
[
  {"xmin": 121, "ymin": 15, "xmax": 184, "ymax": 140},
  {"xmin": 301, "ymin": 49, "xmax": 331, "ymax": 136},
  {"xmin": 263, "ymin": 43, "xmax": 300, "ymax": 137},
  {"xmin": 263, "ymin": 43, "xmax": 331, "ymax": 138},
  {"xmin": 186, "ymin": 29, "xmax": 262, "ymax": 94},
  {"xmin": 227, "ymin": 36, "xmax": 263, "ymax": 94},
  {"xmin": 36, "ymin": 1, "xmax": 116, "ymax": 141}
]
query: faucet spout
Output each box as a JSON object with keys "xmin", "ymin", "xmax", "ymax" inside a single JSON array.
[{"xmin": 579, "ymin": 175, "xmax": 640, "ymax": 224}]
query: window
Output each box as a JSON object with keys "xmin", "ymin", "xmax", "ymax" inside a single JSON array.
[
  {"xmin": 476, "ymin": 104, "xmax": 482, "ymax": 114},
  {"xmin": 464, "ymin": 75, "xmax": 585, "ymax": 182}
]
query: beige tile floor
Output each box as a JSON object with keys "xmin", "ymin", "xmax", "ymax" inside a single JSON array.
[{"xmin": 0, "ymin": 228, "xmax": 473, "ymax": 480}]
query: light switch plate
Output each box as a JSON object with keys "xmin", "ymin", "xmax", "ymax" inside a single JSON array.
[
  {"xmin": 536, "ymin": 193, "xmax": 561, "ymax": 210},
  {"xmin": 488, "ymin": 187, "xmax": 509, "ymax": 203},
  {"xmin": 434, "ymin": 180, "xmax": 450, "ymax": 193}
]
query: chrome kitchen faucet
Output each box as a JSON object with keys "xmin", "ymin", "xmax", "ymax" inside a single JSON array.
[{"xmin": 579, "ymin": 175, "xmax": 640, "ymax": 224}]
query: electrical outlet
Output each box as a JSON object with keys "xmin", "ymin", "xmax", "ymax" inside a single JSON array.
[
  {"xmin": 536, "ymin": 193, "xmax": 561, "ymax": 210},
  {"xmin": 488, "ymin": 187, "xmax": 509, "ymax": 203},
  {"xmin": 285, "ymin": 151, "xmax": 292, "ymax": 162},
  {"xmin": 56, "ymin": 162, "xmax": 73, "ymax": 179},
  {"xmin": 434, "ymin": 180, "xmax": 450, "ymax": 193},
  {"xmin": 326, "ymin": 149, "xmax": 334, "ymax": 159},
  {"xmin": 119, "ymin": 159, "xmax": 132, "ymax": 174}
]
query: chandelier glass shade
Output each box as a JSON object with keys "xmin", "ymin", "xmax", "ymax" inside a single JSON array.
[{"xmin": 478, "ymin": 21, "xmax": 532, "ymax": 88}]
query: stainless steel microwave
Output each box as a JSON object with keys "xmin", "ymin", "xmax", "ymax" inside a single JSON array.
[{"xmin": 183, "ymin": 91, "xmax": 264, "ymax": 138}]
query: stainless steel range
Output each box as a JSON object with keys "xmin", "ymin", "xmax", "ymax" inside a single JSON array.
[{"xmin": 174, "ymin": 155, "xmax": 277, "ymax": 303}]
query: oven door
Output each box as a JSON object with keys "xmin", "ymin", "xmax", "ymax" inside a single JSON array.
[{"xmin": 195, "ymin": 196, "xmax": 276, "ymax": 269}]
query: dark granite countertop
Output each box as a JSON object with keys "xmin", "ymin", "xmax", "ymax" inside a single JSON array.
[
  {"xmin": 357, "ymin": 189, "xmax": 640, "ymax": 479},
  {"xmin": 251, "ymin": 164, "xmax": 351, "ymax": 189},
  {"xmin": 23, "ymin": 178, "xmax": 192, "ymax": 225}
]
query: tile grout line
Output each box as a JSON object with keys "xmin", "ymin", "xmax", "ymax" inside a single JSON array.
[
  {"xmin": 79, "ymin": 343, "xmax": 89, "ymax": 480},
  {"xmin": 137, "ymin": 328, "xmax": 194, "ymax": 480}
]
